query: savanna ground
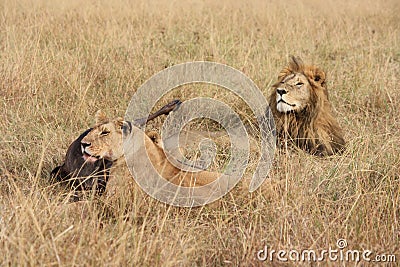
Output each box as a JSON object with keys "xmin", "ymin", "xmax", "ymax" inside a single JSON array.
[{"xmin": 1, "ymin": 0, "xmax": 399, "ymax": 266}]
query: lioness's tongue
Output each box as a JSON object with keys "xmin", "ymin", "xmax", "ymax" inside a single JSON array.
[
  {"xmin": 83, "ymin": 154, "xmax": 98, "ymax": 163},
  {"xmin": 87, "ymin": 156, "xmax": 98, "ymax": 163}
]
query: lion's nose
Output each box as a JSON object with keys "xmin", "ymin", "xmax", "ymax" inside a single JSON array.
[{"xmin": 277, "ymin": 89, "xmax": 287, "ymax": 96}]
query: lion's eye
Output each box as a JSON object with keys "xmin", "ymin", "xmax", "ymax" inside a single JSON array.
[
  {"xmin": 296, "ymin": 82, "xmax": 304, "ymax": 87},
  {"xmin": 100, "ymin": 130, "xmax": 110, "ymax": 136}
]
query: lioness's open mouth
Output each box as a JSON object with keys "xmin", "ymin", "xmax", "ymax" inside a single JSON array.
[
  {"xmin": 81, "ymin": 146, "xmax": 100, "ymax": 163},
  {"xmin": 82, "ymin": 152, "xmax": 100, "ymax": 163}
]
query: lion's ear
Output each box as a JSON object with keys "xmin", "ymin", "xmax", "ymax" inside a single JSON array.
[
  {"xmin": 95, "ymin": 110, "xmax": 108, "ymax": 125},
  {"xmin": 311, "ymin": 67, "xmax": 326, "ymax": 86}
]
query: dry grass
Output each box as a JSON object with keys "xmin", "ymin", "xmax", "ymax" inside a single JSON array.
[{"xmin": 1, "ymin": 0, "xmax": 399, "ymax": 265}]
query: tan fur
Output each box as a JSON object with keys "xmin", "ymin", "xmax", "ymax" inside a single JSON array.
[
  {"xmin": 269, "ymin": 56, "xmax": 345, "ymax": 156},
  {"xmin": 81, "ymin": 111, "xmax": 221, "ymax": 201}
]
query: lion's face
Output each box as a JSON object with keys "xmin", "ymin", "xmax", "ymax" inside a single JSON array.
[
  {"xmin": 271, "ymin": 56, "xmax": 328, "ymax": 115},
  {"xmin": 81, "ymin": 111, "xmax": 131, "ymax": 163},
  {"xmin": 274, "ymin": 72, "xmax": 312, "ymax": 113}
]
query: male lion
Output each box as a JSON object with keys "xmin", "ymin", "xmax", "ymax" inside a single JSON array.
[
  {"xmin": 269, "ymin": 56, "xmax": 345, "ymax": 156},
  {"xmin": 80, "ymin": 110, "xmax": 222, "ymax": 204}
]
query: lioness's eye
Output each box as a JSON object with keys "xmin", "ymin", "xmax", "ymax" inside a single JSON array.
[
  {"xmin": 100, "ymin": 130, "xmax": 110, "ymax": 136},
  {"xmin": 296, "ymin": 82, "xmax": 304, "ymax": 87}
]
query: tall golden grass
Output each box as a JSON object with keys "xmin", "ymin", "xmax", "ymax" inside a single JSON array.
[{"xmin": 0, "ymin": 0, "xmax": 399, "ymax": 265}]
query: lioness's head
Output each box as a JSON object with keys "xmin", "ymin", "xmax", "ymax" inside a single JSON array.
[
  {"xmin": 272, "ymin": 56, "xmax": 327, "ymax": 114},
  {"xmin": 81, "ymin": 110, "xmax": 132, "ymax": 163}
]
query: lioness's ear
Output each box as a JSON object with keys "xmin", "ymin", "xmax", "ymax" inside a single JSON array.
[
  {"xmin": 95, "ymin": 110, "xmax": 108, "ymax": 125},
  {"xmin": 115, "ymin": 117, "xmax": 124, "ymax": 128},
  {"xmin": 122, "ymin": 121, "xmax": 132, "ymax": 135}
]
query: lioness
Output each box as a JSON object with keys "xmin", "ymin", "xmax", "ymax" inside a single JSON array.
[
  {"xmin": 51, "ymin": 100, "xmax": 181, "ymax": 195},
  {"xmin": 79, "ymin": 110, "xmax": 223, "ymax": 207}
]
